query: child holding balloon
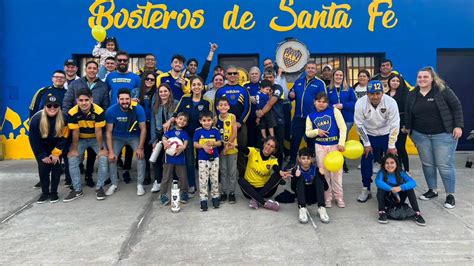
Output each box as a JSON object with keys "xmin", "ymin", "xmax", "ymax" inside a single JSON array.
[
  {"xmin": 92, "ymin": 36, "xmax": 119, "ymax": 79},
  {"xmin": 305, "ymin": 92, "xmax": 347, "ymax": 208}
]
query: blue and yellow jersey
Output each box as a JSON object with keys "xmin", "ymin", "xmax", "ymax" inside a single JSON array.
[
  {"xmin": 156, "ymin": 71, "xmax": 190, "ymax": 100},
  {"xmin": 216, "ymin": 113, "xmax": 238, "ymax": 155},
  {"xmin": 244, "ymin": 147, "xmax": 278, "ymax": 188},
  {"xmin": 193, "ymin": 127, "xmax": 221, "ymax": 160},
  {"xmin": 67, "ymin": 103, "xmax": 105, "ymax": 139}
]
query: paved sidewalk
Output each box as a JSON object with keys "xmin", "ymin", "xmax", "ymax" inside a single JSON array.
[{"xmin": 0, "ymin": 153, "xmax": 473, "ymax": 264}]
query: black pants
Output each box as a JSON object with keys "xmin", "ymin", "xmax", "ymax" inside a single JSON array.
[
  {"xmin": 246, "ymin": 119, "xmax": 259, "ymax": 148},
  {"xmin": 238, "ymin": 172, "xmax": 281, "ymax": 205},
  {"xmin": 274, "ymin": 124, "xmax": 284, "ymax": 166},
  {"xmin": 62, "ymin": 138, "xmax": 72, "ymax": 181},
  {"xmin": 376, "ymin": 188, "xmax": 420, "ymax": 212},
  {"xmin": 395, "ymin": 131, "xmax": 410, "ymax": 172},
  {"xmin": 292, "ymin": 175, "xmax": 325, "ymax": 207},
  {"xmin": 85, "ymin": 147, "xmax": 96, "ymax": 178},
  {"xmin": 144, "ymin": 121, "xmax": 152, "ymax": 176},
  {"xmin": 119, "ymin": 146, "xmax": 133, "ymax": 170},
  {"xmin": 237, "ymin": 124, "xmax": 248, "ymax": 179},
  {"xmin": 37, "ymin": 159, "xmax": 62, "ymax": 195}
]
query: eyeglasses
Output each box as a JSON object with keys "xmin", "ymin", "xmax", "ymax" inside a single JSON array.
[
  {"xmin": 46, "ymin": 104, "xmax": 60, "ymax": 109},
  {"xmin": 145, "ymin": 78, "xmax": 155, "ymax": 81},
  {"xmin": 117, "ymin": 59, "xmax": 128, "ymax": 63},
  {"xmin": 52, "ymin": 76, "xmax": 65, "ymax": 79},
  {"xmin": 226, "ymin": 72, "xmax": 238, "ymax": 76}
]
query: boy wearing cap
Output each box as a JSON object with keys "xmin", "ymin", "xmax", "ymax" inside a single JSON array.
[{"xmin": 354, "ymin": 80, "xmax": 400, "ymax": 202}]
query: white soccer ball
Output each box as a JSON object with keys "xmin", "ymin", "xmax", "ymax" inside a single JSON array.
[{"xmin": 165, "ymin": 137, "xmax": 184, "ymax": 156}]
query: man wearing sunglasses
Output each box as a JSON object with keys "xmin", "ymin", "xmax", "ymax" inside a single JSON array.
[
  {"xmin": 214, "ymin": 65, "xmax": 251, "ymax": 179},
  {"xmin": 63, "ymin": 88, "xmax": 109, "ymax": 202},
  {"xmin": 105, "ymin": 51, "xmax": 141, "ymax": 105},
  {"xmin": 63, "ymin": 61, "xmax": 110, "ymax": 188}
]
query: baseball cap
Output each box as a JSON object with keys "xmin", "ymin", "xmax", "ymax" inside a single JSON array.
[
  {"xmin": 367, "ymin": 80, "xmax": 384, "ymax": 93},
  {"xmin": 64, "ymin": 58, "xmax": 78, "ymax": 67},
  {"xmin": 45, "ymin": 93, "xmax": 60, "ymax": 106},
  {"xmin": 322, "ymin": 64, "xmax": 333, "ymax": 71}
]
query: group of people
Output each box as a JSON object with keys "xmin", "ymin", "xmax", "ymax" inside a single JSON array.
[{"xmin": 27, "ymin": 37, "xmax": 464, "ymax": 225}]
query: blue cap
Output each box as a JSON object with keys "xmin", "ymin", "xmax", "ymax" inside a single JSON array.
[{"xmin": 367, "ymin": 80, "xmax": 384, "ymax": 93}]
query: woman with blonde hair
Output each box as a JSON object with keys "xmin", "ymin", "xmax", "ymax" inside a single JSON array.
[
  {"xmin": 405, "ymin": 66, "xmax": 463, "ymax": 209},
  {"xmin": 29, "ymin": 94, "xmax": 69, "ymax": 203}
]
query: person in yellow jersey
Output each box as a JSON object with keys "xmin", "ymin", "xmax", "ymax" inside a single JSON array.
[
  {"xmin": 215, "ymin": 96, "xmax": 238, "ymax": 204},
  {"xmin": 233, "ymin": 137, "xmax": 291, "ymax": 211}
]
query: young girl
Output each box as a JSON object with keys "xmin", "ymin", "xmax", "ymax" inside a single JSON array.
[
  {"xmin": 305, "ymin": 92, "xmax": 347, "ymax": 208},
  {"xmin": 92, "ymin": 37, "xmax": 119, "ymax": 79},
  {"xmin": 375, "ymin": 154, "xmax": 426, "ymax": 226}
]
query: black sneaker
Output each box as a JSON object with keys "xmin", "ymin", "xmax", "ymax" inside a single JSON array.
[
  {"xmin": 117, "ymin": 158, "xmax": 124, "ymax": 168},
  {"xmin": 212, "ymin": 197, "xmax": 220, "ymax": 209},
  {"xmin": 85, "ymin": 177, "xmax": 95, "ymax": 188},
  {"xmin": 220, "ymin": 193, "xmax": 228, "ymax": 203},
  {"xmin": 50, "ymin": 194, "xmax": 59, "ymax": 203},
  {"xmin": 414, "ymin": 212, "xmax": 426, "ymax": 226},
  {"xmin": 37, "ymin": 194, "xmax": 49, "ymax": 204},
  {"xmin": 104, "ymin": 178, "xmax": 112, "ymax": 185},
  {"xmin": 123, "ymin": 171, "xmax": 131, "ymax": 184},
  {"xmin": 444, "ymin": 194, "xmax": 455, "ymax": 209},
  {"xmin": 343, "ymin": 162, "xmax": 349, "ymax": 173},
  {"xmin": 228, "ymin": 193, "xmax": 236, "ymax": 204},
  {"xmin": 63, "ymin": 190, "xmax": 84, "ymax": 202},
  {"xmin": 419, "ymin": 189, "xmax": 438, "ymax": 201},
  {"xmin": 143, "ymin": 177, "xmax": 152, "ymax": 186},
  {"xmin": 33, "ymin": 181, "xmax": 41, "ymax": 189},
  {"xmin": 200, "ymin": 200, "xmax": 208, "ymax": 211},
  {"xmin": 378, "ymin": 211, "xmax": 388, "ymax": 224},
  {"xmin": 64, "ymin": 178, "xmax": 72, "ymax": 187},
  {"xmin": 96, "ymin": 188, "xmax": 106, "ymax": 200}
]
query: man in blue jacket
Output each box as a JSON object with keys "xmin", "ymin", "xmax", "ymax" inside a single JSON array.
[{"xmin": 288, "ymin": 61, "xmax": 326, "ymax": 166}]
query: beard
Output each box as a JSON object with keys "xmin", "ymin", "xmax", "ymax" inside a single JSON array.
[
  {"xmin": 120, "ymin": 103, "xmax": 130, "ymax": 110},
  {"xmin": 118, "ymin": 64, "xmax": 128, "ymax": 73}
]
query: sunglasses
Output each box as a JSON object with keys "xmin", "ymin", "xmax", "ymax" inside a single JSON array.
[
  {"xmin": 117, "ymin": 59, "xmax": 128, "ymax": 63},
  {"xmin": 46, "ymin": 104, "xmax": 60, "ymax": 109},
  {"xmin": 226, "ymin": 72, "xmax": 238, "ymax": 76},
  {"xmin": 145, "ymin": 78, "xmax": 155, "ymax": 81}
]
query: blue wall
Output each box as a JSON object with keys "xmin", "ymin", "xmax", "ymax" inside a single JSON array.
[{"xmin": 1, "ymin": 0, "xmax": 474, "ymax": 156}]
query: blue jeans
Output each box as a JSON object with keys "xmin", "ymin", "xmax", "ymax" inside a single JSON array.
[
  {"xmin": 110, "ymin": 137, "xmax": 145, "ymax": 186},
  {"xmin": 345, "ymin": 122, "xmax": 353, "ymax": 133},
  {"xmin": 69, "ymin": 138, "xmax": 108, "ymax": 191},
  {"xmin": 411, "ymin": 130, "xmax": 457, "ymax": 193},
  {"xmin": 361, "ymin": 134, "xmax": 388, "ymax": 189}
]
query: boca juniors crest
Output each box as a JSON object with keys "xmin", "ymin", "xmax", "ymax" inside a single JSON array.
[{"xmin": 314, "ymin": 115, "xmax": 332, "ymax": 132}]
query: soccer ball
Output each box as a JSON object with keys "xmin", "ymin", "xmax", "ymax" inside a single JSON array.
[{"xmin": 166, "ymin": 137, "xmax": 184, "ymax": 156}]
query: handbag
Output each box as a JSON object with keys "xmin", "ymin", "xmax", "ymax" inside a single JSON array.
[{"xmin": 385, "ymin": 192, "xmax": 416, "ymax": 220}]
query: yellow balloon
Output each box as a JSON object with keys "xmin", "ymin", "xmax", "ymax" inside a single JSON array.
[
  {"xmin": 323, "ymin": 151, "xmax": 344, "ymax": 172},
  {"xmin": 91, "ymin": 25, "xmax": 107, "ymax": 42},
  {"xmin": 343, "ymin": 140, "xmax": 364, "ymax": 159}
]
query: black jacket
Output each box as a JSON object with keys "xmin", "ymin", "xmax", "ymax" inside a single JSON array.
[
  {"xmin": 405, "ymin": 84, "xmax": 464, "ymax": 133},
  {"xmin": 386, "ymin": 87, "xmax": 408, "ymax": 127}
]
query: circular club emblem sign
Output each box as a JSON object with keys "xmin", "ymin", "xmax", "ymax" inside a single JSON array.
[{"xmin": 276, "ymin": 39, "xmax": 310, "ymax": 73}]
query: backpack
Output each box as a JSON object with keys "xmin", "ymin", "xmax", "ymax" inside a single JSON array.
[{"xmin": 384, "ymin": 193, "xmax": 416, "ymax": 220}]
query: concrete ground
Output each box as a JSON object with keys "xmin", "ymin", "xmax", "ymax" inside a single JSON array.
[{"xmin": 0, "ymin": 153, "xmax": 473, "ymax": 265}]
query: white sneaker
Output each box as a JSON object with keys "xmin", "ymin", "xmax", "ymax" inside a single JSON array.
[
  {"xmin": 318, "ymin": 206, "xmax": 330, "ymax": 223},
  {"xmin": 357, "ymin": 188, "xmax": 372, "ymax": 202},
  {"xmin": 299, "ymin": 207, "xmax": 308, "ymax": 224},
  {"xmin": 105, "ymin": 185, "xmax": 117, "ymax": 196},
  {"xmin": 137, "ymin": 184, "xmax": 146, "ymax": 196},
  {"xmin": 151, "ymin": 181, "xmax": 161, "ymax": 193},
  {"xmin": 373, "ymin": 162, "xmax": 379, "ymax": 174},
  {"xmin": 357, "ymin": 164, "xmax": 361, "ymax": 169}
]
